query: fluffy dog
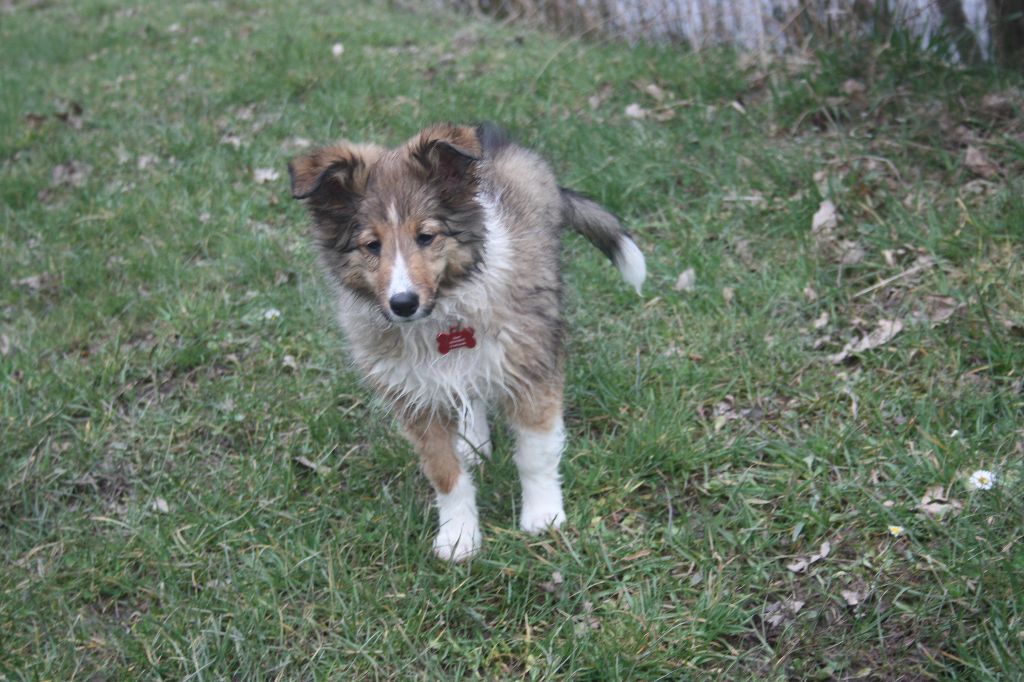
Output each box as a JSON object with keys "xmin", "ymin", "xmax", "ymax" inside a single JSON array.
[{"xmin": 289, "ymin": 123, "xmax": 645, "ymax": 560}]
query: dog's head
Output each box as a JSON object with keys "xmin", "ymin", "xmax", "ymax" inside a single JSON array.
[{"xmin": 289, "ymin": 124, "xmax": 486, "ymax": 323}]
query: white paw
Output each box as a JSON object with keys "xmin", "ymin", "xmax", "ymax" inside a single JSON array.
[
  {"xmin": 519, "ymin": 502, "xmax": 566, "ymax": 535},
  {"xmin": 432, "ymin": 523, "xmax": 482, "ymax": 562}
]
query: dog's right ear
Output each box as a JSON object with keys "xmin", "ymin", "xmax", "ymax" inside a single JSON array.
[{"xmin": 288, "ymin": 143, "xmax": 383, "ymax": 205}]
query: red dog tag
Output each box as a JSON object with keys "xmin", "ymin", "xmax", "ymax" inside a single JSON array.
[{"xmin": 437, "ymin": 326, "xmax": 476, "ymax": 355}]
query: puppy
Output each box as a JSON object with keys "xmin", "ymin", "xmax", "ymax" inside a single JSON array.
[{"xmin": 289, "ymin": 123, "xmax": 645, "ymax": 561}]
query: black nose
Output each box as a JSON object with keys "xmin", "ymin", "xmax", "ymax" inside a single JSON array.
[{"xmin": 388, "ymin": 292, "xmax": 419, "ymax": 318}]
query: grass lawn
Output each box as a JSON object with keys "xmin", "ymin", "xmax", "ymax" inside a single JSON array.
[{"xmin": 2, "ymin": 0, "xmax": 1023, "ymax": 678}]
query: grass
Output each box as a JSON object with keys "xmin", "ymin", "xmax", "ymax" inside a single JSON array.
[{"xmin": 2, "ymin": 1, "xmax": 1023, "ymax": 678}]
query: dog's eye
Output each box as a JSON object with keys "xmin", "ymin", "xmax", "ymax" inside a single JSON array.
[
  {"xmin": 416, "ymin": 233, "xmax": 436, "ymax": 247},
  {"xmin": 364, "ymin": 240, "xmax": 382, "ymax": 255}
]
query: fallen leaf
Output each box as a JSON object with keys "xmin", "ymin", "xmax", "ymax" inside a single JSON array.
[
  {"xmin": 837, "ymin": 240, "xmax": 866, "ymax": 265},
  {"xmin": 722, "ymin": 287, "xmax": 735, "ymax": 304},
  {"xmin": 674, "ymin": 268, "xmax": 696, "ymax": 292},
  {"xmin": 587, "ymin": 83, "xmax": 613, "ymax": 111},
  {"xmin": 136, "ymin": 154, "xmax": 159, "ymax": 170},
  {"xmin": 813, "ymin": 312, "xmax": 829, "ymax": 330},
  {"xmin": 55, "ymin": 100, "xmax": 84, "ymax": 130},
  {"xmin": 152, "ymin": 497, "xmax": 170, "ymax": 513},
  {"xmin": 282, "ymin": 354, "xmax": 298, "ymax": 370},
  {"xmin": 539, "ymin": 570, "xmax": 565, "ymax": 593},
  {"xmin": 961, "ymin": 179, "xmax": 998, "ymax": 197},
  {"xmin": 765, "ymin": 599, "xmax": 805, "ymax": 627},
  {"xmin": 293, "ymin": 456, "xmax": 330, "ymax": 475},
  {"xmin": 841, "ymin": 79, "xmax": 866, "ymax": 97},
  {"xmin": 650, "ymin": 108, "xmax": 677, "ymax": 122},
  {"xmin": 965, "ymin": 145, "xmax": 999, "ymax": 179},
  {"xmin": 980, "ymin": 92, "xmax": 1015, "ymax": 119},
  {"xmin": 829, "ymin": 319, "xmax": 903, "ymax": 364},
  {"xmin": 917, "ymin": 485, "xmax": 963, "ymax": 519},
  {"xmin": 624, "ymin": 103, "xmax": 648, "ymax": 119},
  {"xmin": 803, "ymin": 285, "xmax": 818, "ymax": 302},
  {"xmin": 0, "ymin": 333, "xmax": 10, "ymax": 356},
  {"xmin": 912, "ymin": 295, "xmax": 959, "ymax": 325},
  {"xmin": 813, "ymin": 169, "xmax": 831, "ymax": 198},
  {"xmin": 282, "ymin": 136, "xmax": 312, "ymax": 151},
  {"xmin": 253, "ymin": 167, "xmax": 280, "ymax": 184},
  {"xmin": 723, "ymin": 191, "xmax": 766, "ymax": 208},
  {"xmin": 643, "ymin": 83, "xmax": 665, "ymax": 101},
  {"xmin": 51, "ymin": 161, "xmax": 91, "ymax": 188},
  {"xmin": 811, "ymin": 199, "xmax": 838, "ymax": 234},
  {"xmin": 841, "ymin": 588, "xmax": 863, "ymax": 606},
  {"xmin": 24, "ymin": 112, "xmax": 47, "ymax": 129},
  {"xmin": 220, "ymin": 133, "xmax": 243, "ymax": 149},
  {"xmin": 731, "ymin": 238, "xmax": 756, "ymax": 268},
  {"xmin": 786, "ymin": 541, "xmax": 831, "ymax": 573},
  {"xmin": 11, "ymin": 273, "xmax": 53, "ymax": 291}
]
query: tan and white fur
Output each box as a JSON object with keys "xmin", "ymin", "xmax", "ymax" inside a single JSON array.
[{"xmin": 289, "ymin": 123, "xmax": 645, "ymax": 561}]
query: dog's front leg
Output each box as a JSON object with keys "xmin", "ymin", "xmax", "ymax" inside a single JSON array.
[
  {"xmin": 508, "ymin": 387, "xmax": 567, "ymax": 534},
  {"xmin": 400, "ymin": 410, "xmax": 482, "ymax": 561}
]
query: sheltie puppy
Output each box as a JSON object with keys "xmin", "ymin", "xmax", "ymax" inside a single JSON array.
[{"xmin": 289, "ymin": 123, "xmax": 645, "ymax": 561}]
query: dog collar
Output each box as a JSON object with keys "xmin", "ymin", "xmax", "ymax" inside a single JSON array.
[{"xmin": 437, "ymin": 326, "xmax": 476, "ymax": 355}]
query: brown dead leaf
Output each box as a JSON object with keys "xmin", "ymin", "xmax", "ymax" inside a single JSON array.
[
  {"xmin": 51, "ymin": 161, "xmax": 91, "ymax": 188},
  {"xmin": 624, "ymin": 103, "xmax": 649, "ymax": 120},
  {"xmin": 220, "ymin": 133, "xmax": 243, "ymax": 149},
  {"xmin": 965, "ymin": 145, "xmax": 999, "ymax": 179},
  {"xmin": 587, "ymin": 83, "xmax": 613, "ymax": 111},
  {"xmin": 281, "ymin": 136, "xmax": 312, "ymax": 152},
  {"xmin": 12, "ymin": 273, "xmax": 54, "ymax": 292},
  {"xmin": 539, "ymin": 570, "xmax": 564, "ymax": 593},
  {"xmin": 151, "ymin": 497, "xmax": 170, "ymax": 514},
  {"xmin": 980, "ymin": 92, "xmax": 1016, "ymax": 119},
  {"xmin": 912, "ymin": 295, "xmax": 960, "ymax": 325},
  {"xmin": 293, "ymin": 455, "xmax": 330, "ymax": 476},
  {"xmin": 24, "ymin": 112, "xmax": 47, "ymax": 129},
  {"xmin": 722, "ymin": 287, "xmax": 735, "ymax": 305},
  {"xmin": 674, "ymin": 268, "xmax": 696, "ymax": 292},
  {"xmin": 841, "ymin": 588, "xmax": 864, "ymax": 606},
  {"xmin": 917, "ymin": 485, "xmax": 962, "ymax": 519},
  {"xmin": 837, "ymin": 240, "xmax": 866, "ymax": 265},
  {"xmin": 811, "ymin": 200, "xmax": 842, "ymax": 260},
  {"xmin": 765, "ymin": 599, "xmax": 805, "ymax": 627},
  {"xmin": 841, "ymin": 79, "xmax": 866, "ymax": 97},
  {"xmin": 829, "ymin": 319, "xmax": 903, "ymax": 364},
  {"xmin": 0, "ymin": 333, "xmax": 10, "ymax": 356},
  {"xmin": 55, "ymin": 100, "xmax": 84, "ymax": 130},
  {"xmin": 253, "ymin": 167, "xmax": 280, "ymax": 184},
  {"xmin": 813, "ymin": 312, "xmax": 830, "ymax": 330},
  {"xmin": 786, "ymin": 541, "xmax": 831, "ymax": 573}
]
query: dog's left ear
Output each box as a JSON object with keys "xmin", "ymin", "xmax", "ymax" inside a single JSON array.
[{"xmin": 411, "ymin": 127, "xmax": 482, "ymax": 197}]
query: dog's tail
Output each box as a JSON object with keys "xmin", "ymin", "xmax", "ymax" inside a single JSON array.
[{"xmin": 561, "ymin": 188, "xmax": 646, "ymax": 294}]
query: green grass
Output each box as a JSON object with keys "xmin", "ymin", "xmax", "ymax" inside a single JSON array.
[{"xmin": 2, "ymin": 1, "xmax": 1023, "ymax": 678}]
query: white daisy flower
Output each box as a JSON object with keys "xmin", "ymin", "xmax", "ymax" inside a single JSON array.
[
  {"xmin": 262, "ymin": 308, "xmax": 282, "ymax": 321},
  {"xmin": 968, "ymin": 470, "xmax": 996, "ymax": 490},
  {"xmin": 887, "ymin": 525, "xmax": 905, "ymax": 537}
]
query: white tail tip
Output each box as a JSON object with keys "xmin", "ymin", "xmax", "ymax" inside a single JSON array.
[{"xmin": 614, "ymin": 236, "xmax": 646, "ymax": 295}]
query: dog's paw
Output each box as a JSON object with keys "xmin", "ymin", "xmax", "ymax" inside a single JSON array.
[
  {"xmin": 432, "ymin": 523, "xmax": 482, "ymax": 562},
  {"xmin": 519, "ymin": 502, "xmax": 566, "ymax": 535}
]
